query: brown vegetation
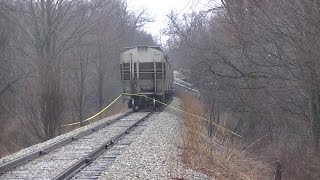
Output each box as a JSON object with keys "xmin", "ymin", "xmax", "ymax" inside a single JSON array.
[{"xmin": 180, "ymin": 92, "xmax": 272, "ymax": 180}]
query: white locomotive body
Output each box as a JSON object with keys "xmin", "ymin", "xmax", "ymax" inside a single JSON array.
[{"xmin": 120, "ymin": 46, "xmax": 173, "ymax": 109}]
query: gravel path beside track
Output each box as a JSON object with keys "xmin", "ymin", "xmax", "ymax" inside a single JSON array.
[{"xmin": 100, "ymin": 98, "xmax": 212, "ymax": 180}]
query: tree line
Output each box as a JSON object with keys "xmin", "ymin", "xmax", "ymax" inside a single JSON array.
[
  {"xmin": 166, "ymin": 0, "xmax": 320, "ymax": 179},
  {"xmin": 0, "ymin": 0, "xmax": 155, "ymax": 157}
]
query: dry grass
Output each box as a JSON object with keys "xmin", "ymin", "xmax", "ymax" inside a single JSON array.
[
  {"xmin": 0, "ymin": 119, "xmax": 41, "ymax": 158},
  {"xmin": 180, "ymin": 93, "xmax": 273, "ymax": 180}
]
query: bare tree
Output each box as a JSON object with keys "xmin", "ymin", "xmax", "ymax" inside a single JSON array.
[
  {"xmin": 166, "ymin": 0, "xmax": 320, "ymax": 179},
  {"xmin": 0, "ymin": 0, "xmax": 158, "ymax": 157}
]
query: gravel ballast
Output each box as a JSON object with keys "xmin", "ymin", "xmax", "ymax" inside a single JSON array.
[{"xmin": 100, "ymin": 97, "xmax": 212, "ymax": 180}]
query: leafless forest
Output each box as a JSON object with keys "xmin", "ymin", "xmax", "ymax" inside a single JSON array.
[
  {"xmin": 166, "ymin": 0, "xmax": 320, "ymax": 179},
  {"xmin": 2, "ymin": 0, "xmax": 320, "ymax": 179},
  {"xmin": 0, "ymin": 0, "xmax": 155, "ymax": 157}
]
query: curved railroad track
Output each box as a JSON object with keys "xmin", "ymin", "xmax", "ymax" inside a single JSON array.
[{"xmin": 0, "ymin": 111, "xmax": 154, "ymax": 179}]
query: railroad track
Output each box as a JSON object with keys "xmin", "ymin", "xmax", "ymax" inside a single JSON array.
[{"xmin": 0, "ymin": 111, "xmax": 154, "ymax": 179}]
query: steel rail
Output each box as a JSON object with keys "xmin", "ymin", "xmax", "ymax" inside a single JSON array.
[
  {"xmin": 53, "ymin": 112, "xmax": 153, "ymax": 180},
  {"xmin": 0, "ymin": 111, "xmax": 133, "ymax": 175}
]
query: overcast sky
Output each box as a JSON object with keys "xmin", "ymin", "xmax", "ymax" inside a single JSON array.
[{"xmin": 127, "ymin": 0, "xmax": 215, "ymax": 43}]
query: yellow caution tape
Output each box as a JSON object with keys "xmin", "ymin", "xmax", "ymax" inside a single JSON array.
[
  {"xmin": 123, "ymin": 93, "xmax": 244, "ymax": 139},
  {"xmin": 61, "ymin": 92, "xmax": 243, "ymax": 139},
  {"xmin": 61, "ymin": 93, "xmax": 124, "ymax": 127}
]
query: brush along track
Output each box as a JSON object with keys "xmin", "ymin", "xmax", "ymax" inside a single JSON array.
[{"xmin": 0, "ymin": 112, "xmax": 152, "ymax": 179}]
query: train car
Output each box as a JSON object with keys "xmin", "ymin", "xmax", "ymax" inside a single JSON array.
[
  {"xmin": 173, "ymin": 71, "xmax": 200, "ymax": 98},
  {"xmin": 120, "ymin": 46, "xmax": 173, "ymax": 110}
]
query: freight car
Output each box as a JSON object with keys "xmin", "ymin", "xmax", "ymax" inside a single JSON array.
[{"xmin": 120, "ymin": 46, "xmax": 173, "ymax": 110}]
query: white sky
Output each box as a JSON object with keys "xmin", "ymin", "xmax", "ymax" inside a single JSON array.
[{"xmin": 127, "ymin": 0, "xmax": 216, "ymax": 43}]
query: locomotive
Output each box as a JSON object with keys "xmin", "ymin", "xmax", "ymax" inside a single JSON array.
[{"xmin": 120, "ymin": 46, "xmax": 173, "ymax": 110}]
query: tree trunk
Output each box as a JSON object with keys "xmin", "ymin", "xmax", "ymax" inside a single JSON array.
[{"xmin": 309, "ymin": 88, "xmax": 320, "ymax": 150}]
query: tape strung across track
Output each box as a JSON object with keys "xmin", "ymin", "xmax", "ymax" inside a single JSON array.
[
  {"xmin": 123, "ymin": 93, "xmax": 243, "ymax": 139},
  {"xmin": 61, "ymin": 92, "xmax": 243, "ymax": 139},
  {"xmin": 61, "ymin": 94, "xmax": 123, "ymax": 127}
]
